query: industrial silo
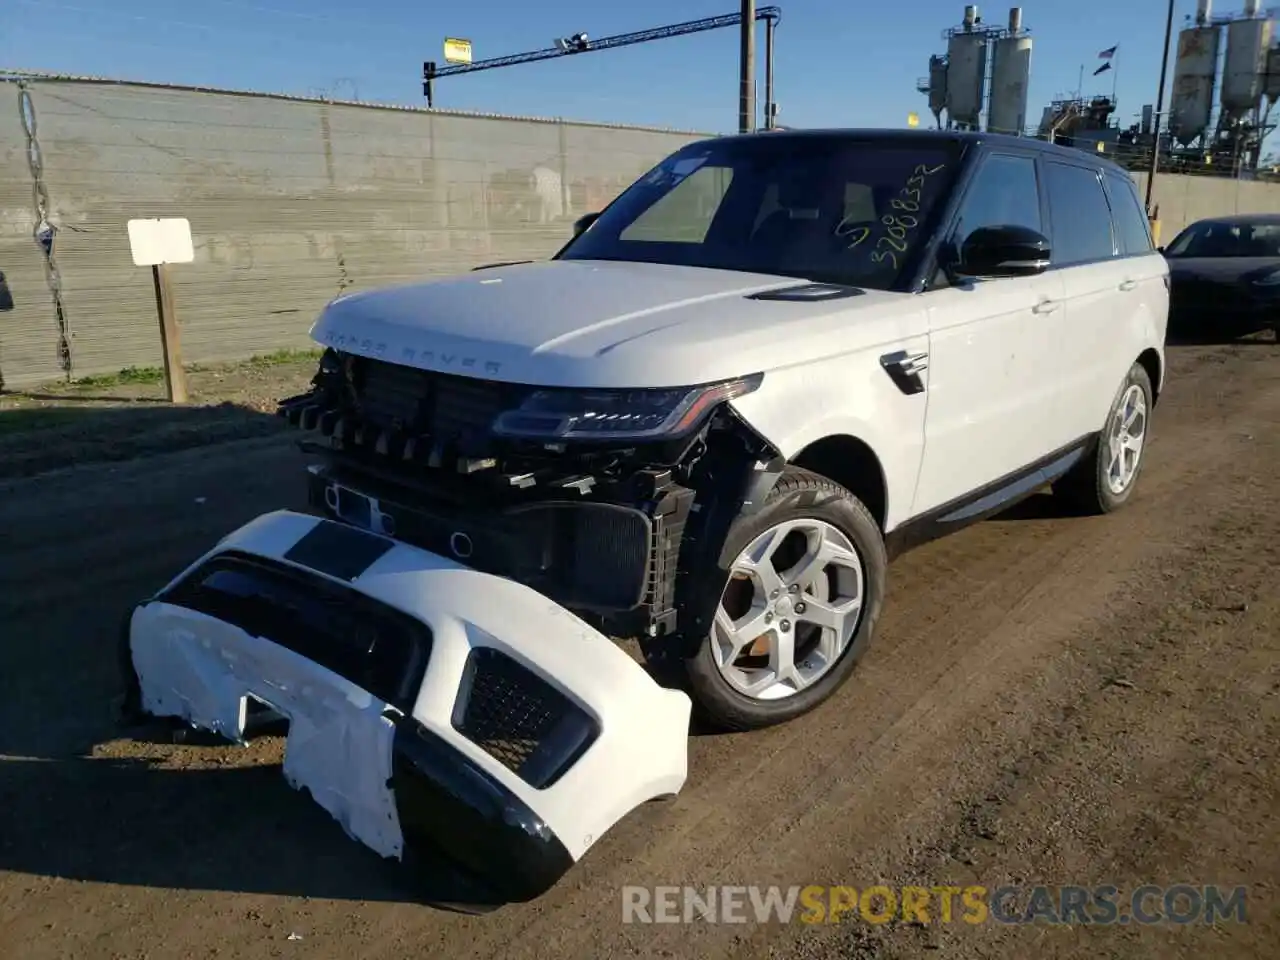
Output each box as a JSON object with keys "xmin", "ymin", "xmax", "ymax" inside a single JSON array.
[
  {"xmin": 1265, "ymin": 43, "xmax": 1280, "ymax": 104},
  {"xmin": 927, "ymin": 54, "xmax": 949, "ymax": 125},
  {"xmin": 1220, "ymin": 0, "xmax": 1273, "ymax": 126},
  {"xmin": 945, "ymin": 6, "xmax": 989, "ymax": 129},
  {"xmin": 987, "ymin": 8, "xmax": 1032, "ymax": 135},
  {"xmin": 1168, "ymin": 0, "xmax": 1221, "ymax": 147}
]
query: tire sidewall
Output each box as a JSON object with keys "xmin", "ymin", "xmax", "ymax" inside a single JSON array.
[
  {"xmin": 684, "ymin": 472, "xmax": 887, "ymax": 728},
  {"xmin": 1094, "ymin": 363, "xmax": 1154, "ymax": 510}
]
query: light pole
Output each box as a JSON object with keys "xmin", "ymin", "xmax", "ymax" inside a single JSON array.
[
  {"xmin": 739, "ymin": 0, "xmax": 756, "ymax": 134},
  {"xmin": 1145, "ymin": 0, "xmax": 1177, "ymax": 213}
]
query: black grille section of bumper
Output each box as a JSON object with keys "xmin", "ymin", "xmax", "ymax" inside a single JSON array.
[
  {"xmin": 156, "ymin": 552, "xmax": 432, "ymax": 712},
  {"xmin": 356, "ymin": 360, "xmax": 427, "ymax": 430},
  {"xmin": 355, "ymin": 359, "xmax": 515, "ymax": 442},
  {"xmin": 451, "ymin": 647, "xmax": 599, "ymax": 790}
]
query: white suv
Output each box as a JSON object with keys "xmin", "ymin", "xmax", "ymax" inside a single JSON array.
[{"xmin": 279, "ymin": 129, "xmax": 1169, "ymax": 731}]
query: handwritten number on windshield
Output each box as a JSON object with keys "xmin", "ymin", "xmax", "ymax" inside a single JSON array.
[
  {"xmin": 835, "ymin": 220, "xmax": 872, "ymax": 250},
  {"xmin": 871, "ymin": 163, "xmax": 945, "ymax": 269}
]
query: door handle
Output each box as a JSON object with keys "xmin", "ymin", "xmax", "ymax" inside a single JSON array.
[
  {"xmin": 1032, "ymin": 298, "xmax": 1059, "ymax": 314},
  {"xmin": 1119, "ymin": 279, "xmax": 1137, "ymax": 291}
]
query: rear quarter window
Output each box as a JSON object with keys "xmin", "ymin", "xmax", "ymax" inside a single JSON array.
[{"xmin": 1104, "ymin": 170, "xmax": 1154, "ymax": 256}]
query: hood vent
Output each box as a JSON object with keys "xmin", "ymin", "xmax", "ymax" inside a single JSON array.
[{"xmin": 746, "ymin": 282, "xmax": 866, "ymax": 302}]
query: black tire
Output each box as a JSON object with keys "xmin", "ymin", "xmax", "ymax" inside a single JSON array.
[
  {"xmin": 679, "ymin": 467, "xmax": 887, "ymax": 731},
  {"xmin": 1055, "ymin": 361, "xmax": 1154, "ymax": 515}
]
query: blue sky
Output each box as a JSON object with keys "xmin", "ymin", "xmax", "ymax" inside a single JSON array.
[{"xmin": 5, "ymin": 0, "xmax": 1197, "ymax": 133}]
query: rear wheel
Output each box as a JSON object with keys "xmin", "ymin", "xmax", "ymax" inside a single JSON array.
[
  {"xmin": 680, "ymin": 467, "xmax": 887, "ymax": 731},
  {"xmin": 1055, "ymin": 362, "xmax": 1153, "ymax": 515}
]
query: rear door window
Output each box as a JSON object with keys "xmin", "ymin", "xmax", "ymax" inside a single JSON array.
[
  {"xmin": 1104, "ymin": 170, "xmax": 1154, "ymax": 256},
  {"xmin": 1044, "ymin": 161, "xmax": 1117, "ymax": 266}
]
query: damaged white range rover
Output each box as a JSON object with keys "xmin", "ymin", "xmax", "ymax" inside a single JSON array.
[{"xmin": 122, "ymin": 129, "xmax": 1168, "ymax": 903}]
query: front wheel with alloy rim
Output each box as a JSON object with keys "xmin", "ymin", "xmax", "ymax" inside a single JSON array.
[
  {"xmin": 681, "ymin": 467, "xmax": 887, "ymax": 731},
  {"xmin": 1055, "ymin": 361, "xmax": 1154, "ymax": 515}
]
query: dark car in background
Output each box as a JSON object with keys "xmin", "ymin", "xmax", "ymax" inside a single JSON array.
[{"xmin": 1162, "ymin": 214, "xmax": 1280, "ymax": 341}]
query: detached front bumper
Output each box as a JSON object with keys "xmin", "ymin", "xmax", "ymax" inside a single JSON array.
[{"xmin": 121, "ymin": 510, "xmax": 691, "ymax": 904}]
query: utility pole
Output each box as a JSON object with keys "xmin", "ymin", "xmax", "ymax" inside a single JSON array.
[
  {"xmin": 739, "ymin": 0, "xmax": 756, "ymax": 133},
  {"xmin": 763, "ymin": 15, "xmax": 776, "ymax": 129},
  {"xmin": 1146, "ymin": 0, "xmax": 1176, "ymax": 213}
]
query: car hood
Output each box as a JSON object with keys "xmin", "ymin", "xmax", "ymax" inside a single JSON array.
[
  {"xmin": 1167, "ymin": 257, "xmax": 1280, "ymax": 283},
  {"xmin": 310, "ymin": 259, "xmax": 922, "ymax": 388}
]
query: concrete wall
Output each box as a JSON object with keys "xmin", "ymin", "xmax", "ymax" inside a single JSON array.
[
  {"xmin": 1131, "ymin": 170, "xmax": 1280, "ymax": 244},
  {"xmin": 5, "ymin": 77, "xmax": 1280, "ymax": 390},
  {"xmin": 0, "ymin": 79, "xmax": 710, "ymax": 389}
]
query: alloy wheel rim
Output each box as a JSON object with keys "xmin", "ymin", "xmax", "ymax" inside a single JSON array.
[
  {"xmin": 712, "ymin": 518, "xmax": 866, "ymax": 701},
  {"xmin": 1106, "ymin": 383, "xmax": 1148, "ymax": 495}
]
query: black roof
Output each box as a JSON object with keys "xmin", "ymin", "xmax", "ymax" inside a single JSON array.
[
  {"xmin": 693, "ymin": 127, "xmax": 1132, "ymax": 175},
  {"xmin": 1186, "ymin": 212, "xmax": 1280, "ymax": 227}
]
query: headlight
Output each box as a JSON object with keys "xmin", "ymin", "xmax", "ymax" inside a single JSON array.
[
  {"xmin": 491, "ymin": 373, "xmax": 763, "ymax": 441},
  {"xmin": 1252, "ymin": 270, "xmax": 1280, "ymax": 287}
]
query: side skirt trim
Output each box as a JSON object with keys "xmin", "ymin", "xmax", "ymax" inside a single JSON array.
[{"xmin": 885, "ymin": 434, "xmax": 1096, "ymax": 561}]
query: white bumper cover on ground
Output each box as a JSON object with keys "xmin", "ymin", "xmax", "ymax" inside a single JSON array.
[{"xmin": 124, "ymin": 509, "xmax": 692, "ymax": 902}]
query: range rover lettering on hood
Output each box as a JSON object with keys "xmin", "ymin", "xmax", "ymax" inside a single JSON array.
[
  {"xmin": 317, "ymin": 328, "xmax": 504, "ymax": 375},
  {"xmin": 309, "ymin": 259, "xmax": 918, "ymax": 388}
]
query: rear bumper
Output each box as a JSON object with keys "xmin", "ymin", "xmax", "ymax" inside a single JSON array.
[{"xmin": 122, "ymin": 510, "xmax": 691, "ymax": 904}]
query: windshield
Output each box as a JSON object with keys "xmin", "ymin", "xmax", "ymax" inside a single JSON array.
[
  {"xmin": 1165, "ymin": 220, "xmax": 1280, "ymax": 258},
  {"xmin": 557, "ymin": 135, "xmax": 963, "ymax": 290}
]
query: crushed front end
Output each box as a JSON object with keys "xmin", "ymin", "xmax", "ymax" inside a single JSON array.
[
  {"xmin": 120, "ymin": 510, "xmax": 691, "ymax": 905},
  {"xmin": 276, "ymin": 347, "xmax": 783, "ymax": 643}
]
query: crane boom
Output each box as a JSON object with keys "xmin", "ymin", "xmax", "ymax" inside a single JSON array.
[
  {"xmin": 423, "ymin": 7, "xmax": 782, "ymax": 125},
  {"xmin": 425, "ymin": 8, "xmax": 779, "ymax": 80}
]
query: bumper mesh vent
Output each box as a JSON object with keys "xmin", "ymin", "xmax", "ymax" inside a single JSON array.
[{"xmin": 451, "ymin": 647, "xmax": 599, "ymax": 789}]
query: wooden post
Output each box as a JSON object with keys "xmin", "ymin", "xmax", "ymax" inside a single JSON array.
[{"xmin": 151, "ymin": 262, "xmax": 188, "ymax": 403}]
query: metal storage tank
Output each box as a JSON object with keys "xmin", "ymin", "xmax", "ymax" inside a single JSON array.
[
  {"xmin": 1220, "ymin": 12, "xmax": 1273, "ymax": 117},
  {"xmin": 1168, "ymin": 23, "xmax": 1221, "ymax": 146},
  {"xmin": 945, "ymin": 30, "xmax": 988, "ymax": 128},
  {"xmin": 927, "ymin": 54, "xmax": 949, "ymax": 121},
  {"xmin": 987, "ymin": 8, "xmax": 1032, "ymax": 135},
  {"xmin": 1265, "ymin": 44, "xmax": 1280, "ymax": 102}
]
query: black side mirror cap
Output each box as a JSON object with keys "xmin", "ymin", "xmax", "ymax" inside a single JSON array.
[
  {"xmin": 572, "ymin": 212, "xmax": 600, "ymax": 238},
  {"xmin": 957, "ymin": 224, "xmax": 1052, "ymax": 278}
]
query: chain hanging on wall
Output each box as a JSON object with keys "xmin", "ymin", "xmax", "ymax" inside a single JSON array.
[{"xmin": 18, "ymin": 81, "xmax": 74, "ymax": 378}]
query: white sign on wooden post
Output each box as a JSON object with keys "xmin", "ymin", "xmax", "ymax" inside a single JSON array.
[
  {"xmin": 127, "ymin": 217, "xmax": 194, "ymax": 266},
  {"xmin": 127, "ymin": 216, "xmax": 194, "ymax": 403}
]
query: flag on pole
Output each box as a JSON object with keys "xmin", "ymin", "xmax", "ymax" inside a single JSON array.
[
  {"xmin": 1098, "ymin": 45, "xmax": 1118, "ymax": 59},
  {"xmin": 1093, "ymin": 62, "xmax": 1113, "ymax": 76}
]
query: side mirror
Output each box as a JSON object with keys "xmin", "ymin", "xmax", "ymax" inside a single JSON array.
[
  {"xmin": 957, "ymin": 225, "xmax": 1051, "ymax": 278},
  {"xmin": 1157, "ymin": 245, "xmax": 1166, "ymax": 255},
  {"xmin": 572, "ymin": 212, "xmax": 600, "ymax": 238}
]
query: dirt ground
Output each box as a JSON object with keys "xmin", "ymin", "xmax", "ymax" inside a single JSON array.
[
  {"xmin": 0, "ymin": 338, "xmax": 1277, "ymax": 960},
  {"xmin": 0, "ymin": 354, "xmax": 318, "ymax": 479}
]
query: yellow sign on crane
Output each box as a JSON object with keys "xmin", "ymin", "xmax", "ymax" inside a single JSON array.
[{"xmin": 444, "ymin": 38, "xmax": 473, "ymax": 64}]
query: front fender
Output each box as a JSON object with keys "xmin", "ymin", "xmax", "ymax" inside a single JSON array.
[{"xmin": 728, "ymin": 349, "xmax": 928, "ymax": 531}]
